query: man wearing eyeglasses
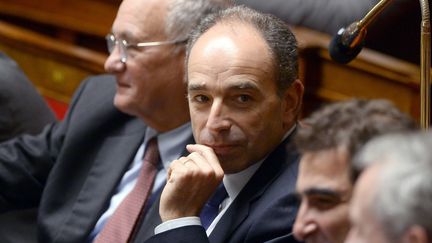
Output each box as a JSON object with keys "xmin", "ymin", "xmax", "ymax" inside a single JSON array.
[{"xmin": 0, "ymin": 0, "xmax": 230, "ymax": 242}]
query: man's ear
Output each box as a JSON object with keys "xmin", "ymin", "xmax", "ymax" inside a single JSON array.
[
  {"xmin": 281, "ymin": 79, "xmax": 304, "ymax": 126},
  {"xmin": 403, "ymin": 225, "xmax": 429, "ymax": 243}
]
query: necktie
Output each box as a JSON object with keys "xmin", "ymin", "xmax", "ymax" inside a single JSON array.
[
  {"xmin": 95, "ymin": 137, "xmax": 160, "ymax": 243},
  {"xmin": 200, "ymin": 183, "xmax": 228, "ymax": 229}
]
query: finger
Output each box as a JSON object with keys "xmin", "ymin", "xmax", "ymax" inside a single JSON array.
[
  {"xmin": 167, "ymin": 158, "xmax": 191, "ymax": 183},
  {"xmin": 187, "ymin": 151, "xmax": 216, "ymax": 177},
  {"xmin": 177, "ymin": 156, "xmax": 199, "ymax": 171},
  {"xmin": 186, "ymin": 144, "xmax": 224, "ymax": 178}
]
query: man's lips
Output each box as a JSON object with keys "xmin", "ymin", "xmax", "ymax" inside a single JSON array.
[
  {"xmin": 116, "ymin": 82, "xmax": 130, "ymax": 88},
  {"xmin": 116, "ymin": 78, "xmax": 131, "ymax": 88},
  {"xmin": 205, "ymin": 144, "xmax": 239, "ymax": 155}
]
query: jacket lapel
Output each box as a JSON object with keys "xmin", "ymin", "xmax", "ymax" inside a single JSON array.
[
  {"xmin": 209, "ymin": 135, "xmax": 298, "ymax": 243},
  {"xmin": 57, "ymin": 119, "xmax": 146, "ymax": 242},
  {"xmin": 133, "ymin": 134, "xmax": 196, "ymax": 242}
]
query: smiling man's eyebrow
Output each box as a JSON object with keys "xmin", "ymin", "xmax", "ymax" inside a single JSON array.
[{"xmin": 304, "ymin": 188, "xmax": 342, "ymax": 198}]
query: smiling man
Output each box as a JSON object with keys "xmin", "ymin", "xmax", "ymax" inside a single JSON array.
[
  {"xmin": 292, "ymin": 99, "xmax": 417, "ymax": 243},
  {"xmin": 145, "ymin": 5, "xmax": 304, "ymax": 243}
]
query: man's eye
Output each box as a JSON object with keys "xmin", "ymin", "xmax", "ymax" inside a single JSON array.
[
  {"xmin": 194, "ymin": 95, "xmax": 210, "ymax": 103},
  {"xmin": 237, "ymin": 95, "xmax": 252, "ymax": 103},
  {"xmin": 310, "ymin": 197, "xmax": 340, "ymax": 210},
  {"xmin": 126, "ymin": 45, "xmax": 142, "ymax": 53}
]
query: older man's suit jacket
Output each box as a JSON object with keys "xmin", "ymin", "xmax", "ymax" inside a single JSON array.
[
  {"xmin": 0, "ymin": 74, "xmax": 192, "ymax": 243},
  {"xmin": 145, "ymin": 134, "xmax": 301, "ymax": 243},
  {"xmin": 0, "ymin": 52, "xmax": 57, "ymax": 243}
]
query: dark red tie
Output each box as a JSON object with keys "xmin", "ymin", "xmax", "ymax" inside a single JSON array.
[{"xmin": 95, "ymin": 137, "xmax": 160, "ymax": 243}]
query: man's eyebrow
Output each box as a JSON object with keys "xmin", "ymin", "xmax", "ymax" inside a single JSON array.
[
  {"xmin": 188, "ymin": 83, "xmax": 206, "ymax": 91},
  {"xmin": 303, "ymin": 188, "xmax": 342, "ymax": 198},
  {"xmin": 187, "ymin": 81, "xmax": 259, "ymax": 92},
  {"xmin": 114, "ymin": 30, "xmax": 141, "ymax": 42}
]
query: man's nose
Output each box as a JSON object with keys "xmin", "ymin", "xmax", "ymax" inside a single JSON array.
[
  {"xmin": 293, "ymin": 203, "xmax": 317, "ymax": 240},
  {"xmin": 104, "ymin": 46, "xmax": 125, "ymax": 73},
  {"xmin": 205, "ymin": 100, "xmax": 232, "ymax": 133}
]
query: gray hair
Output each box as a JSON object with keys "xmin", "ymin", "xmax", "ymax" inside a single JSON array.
[
  {"xmin": 165, "ymin": 0, "xmax": 233, "ymax": 42},
  {"xmin": 186, "ymin": 5, "xmax": 298, "ymax": 94},
  {"xmin": 354, "ymin": 132, "xmax": 432, "ymax": 240}
]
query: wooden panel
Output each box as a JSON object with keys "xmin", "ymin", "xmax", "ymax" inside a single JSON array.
[
  {"xmin": 0, "ymin": 2, "xmax": 425, "ymax": 122},
  {"xmin": 293, "ymin": 26, "xmax": 422, "ymax": 121},
  {"xmin": 0, "ymin": 0, "xmax": 120, "ymax": 52},
  {"xmin": 0, "ymin": 0, "xmax": 119, "ymax": 38},
  {"xmin": 0, "ymin": 21, "xmax": 107, "ymax": 104}
]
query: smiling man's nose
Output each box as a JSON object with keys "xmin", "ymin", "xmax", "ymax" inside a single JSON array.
[
  {"xmin": 104, "ymin": 47, "xmax": 125, "ymax": 73},
  {"xmin": 293, "ymin": 203, "xmax": 318, "ymax": 240}
]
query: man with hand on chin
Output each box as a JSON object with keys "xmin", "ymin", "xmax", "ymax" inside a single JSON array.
[{"xmin": 146, "ymin": 5, "xmax": 304, "ymax": 243}]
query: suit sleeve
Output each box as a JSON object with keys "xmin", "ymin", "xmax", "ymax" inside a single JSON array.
[
  {"xmin": 0, "ymin": 78, "xmax": 91, "ymax": 212},
  {"xmin": 0, "ymin": 53, "xmax": 56, "ymax": 142}
]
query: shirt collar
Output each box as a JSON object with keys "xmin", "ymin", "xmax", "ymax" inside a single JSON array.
[
  {"xmin": 222, "ymin": 123, "xmax": 297, "ymax": 200},
  {"xmin": 144, "ymin": 122, "xmax": 192, "ymax": 171}
]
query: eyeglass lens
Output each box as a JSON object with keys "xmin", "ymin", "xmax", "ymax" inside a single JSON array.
[{"xmin": 106, "ymin": 34, "xmax": 127, "ymax": 63}]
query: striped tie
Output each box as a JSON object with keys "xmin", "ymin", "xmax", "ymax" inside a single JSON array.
[{"xmin": 95, "ymin": 137, "xmax": 160, "ymax": 242}]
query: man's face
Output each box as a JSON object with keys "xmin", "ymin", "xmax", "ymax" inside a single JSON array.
[
  {"xmin": 345, "ymin": 164, "xmax": 391, "ymax": 243},
  {"xmin": 187, "ymin": 23, "xmax": 301, "ymax": 173},
  {"xmin": 293, "ymin": 148, "xmax": 353, "ymax": 243},
  {"xmin": 104, "ymin": 0, "xmax": 187, "ymax": 130}
]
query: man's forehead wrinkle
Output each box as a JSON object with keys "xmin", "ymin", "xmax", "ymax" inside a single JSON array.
[
  {"xmin": 230, "ymin": 64, "xmax": 273, "ymax": 77},
  {"xmin": 114, "ymin": 1, "xmax": 166, "ymax": 41},
  {"xmin": 189, "ymin": 63, "xmax": 271, "ymax": 76},
  {"xmin": 113, "ymin": 20, "xmax": 153, "ymax": 43}
]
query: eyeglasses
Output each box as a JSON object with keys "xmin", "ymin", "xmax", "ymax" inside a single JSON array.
[{"xmin": 105, "ymin": 33, "xmax": 187, "ymax": 63}]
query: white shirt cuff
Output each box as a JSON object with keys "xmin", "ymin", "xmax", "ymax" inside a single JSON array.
[{"xmin": 154, "ymin": 216, "xmax": 202, "ymax": 234}]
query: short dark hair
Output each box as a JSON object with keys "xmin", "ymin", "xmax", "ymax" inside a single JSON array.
[
  {"xmin": 186, "ymin": 5, "xmax": 298, "ymax": 94},
  {"xmin": 294, "ymin": 99, "xmax": 418, "ymax": 181}
]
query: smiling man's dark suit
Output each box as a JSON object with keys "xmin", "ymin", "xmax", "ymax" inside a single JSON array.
[
  {"xmin": 0, "ymin": 74, "xmax": 192, "ymax": 243},
  {"xmin": 145, "ymin": 135, "xmax": 301, "ymax": 243}
]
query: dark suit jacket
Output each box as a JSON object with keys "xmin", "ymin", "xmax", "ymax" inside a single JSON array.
[
  {"xmin": 145, "ymin": 135, "xmax": 301, "ymax": 243},
  {"xmin": 0, "ymin": 74, "xmax": 192, "ymax": 243},
  {"xmin": 0, "ymin": 52, "xmax": 56, "ymax": 141},
  {"xmin": 0, "ymin": 52, "xmax": 56, "ymax": 243}
]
